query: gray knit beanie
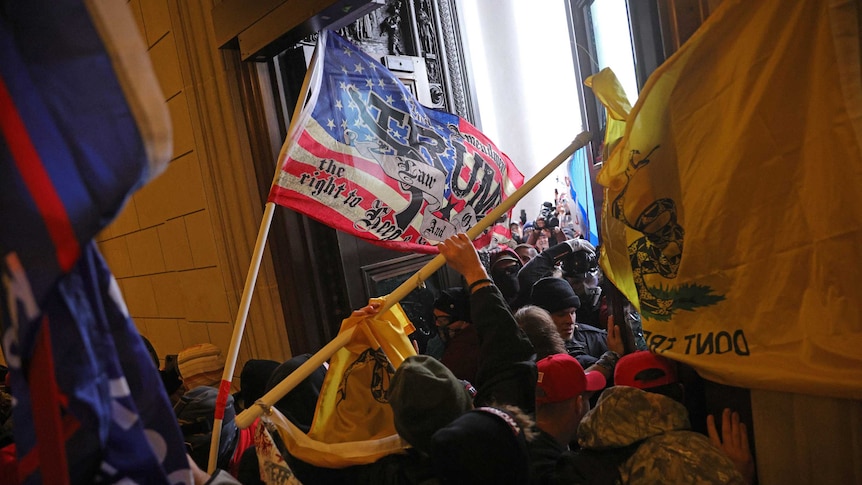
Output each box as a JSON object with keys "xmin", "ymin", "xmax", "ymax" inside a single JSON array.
[{"xmin": 388, "ymin": 355, "xmax": 473, "ymax": 453}]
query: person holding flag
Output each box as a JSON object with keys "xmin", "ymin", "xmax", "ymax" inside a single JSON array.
[
  {"xmin": 209, "ymin": 27, "xmax": 547, "ymax": 473},
  {"xmin": 389, "ymin": 233, "xmax": 538, "ymax": 456}
]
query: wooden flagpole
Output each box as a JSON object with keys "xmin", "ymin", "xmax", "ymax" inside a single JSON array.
[
  {"xmin": 205, "ymin": 32, "xmax": 326, "ymax": 475},
  {"xmin": 206, "ymin": 201, "xmax": 276, "ymax": 473},
  {"xmin": 235, "ymin": 131, "xmax": 593, "ymax": 430}
]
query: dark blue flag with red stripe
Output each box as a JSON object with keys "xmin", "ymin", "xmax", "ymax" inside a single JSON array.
[{"xmin": 0, "ymin": 0, "xmax": 189, "ymax": 483}]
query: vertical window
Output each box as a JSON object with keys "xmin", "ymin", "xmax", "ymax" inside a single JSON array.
[{"xmin": 589, "ymin": 0, "xmax": 639, "ymax": 102}]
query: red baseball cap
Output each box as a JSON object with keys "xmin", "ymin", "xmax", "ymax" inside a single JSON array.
[
  {"xmin": 614, "ymin": 351, "xmax": 678, "ymax": 389},
  {"xmin": 536, "ymin": 354, "xmax": 605, "ymax": 405}
]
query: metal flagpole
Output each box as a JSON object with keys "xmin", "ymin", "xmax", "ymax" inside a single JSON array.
[{"xmin": 235, "ymin": 131, "xmax": 593, "ymax": 430}]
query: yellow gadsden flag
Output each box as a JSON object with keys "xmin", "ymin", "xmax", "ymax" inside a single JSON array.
[
  {"xmin": 585, "ymin": 67, "xmax": 632, "ymax": 162},
  {"xmin": 266, "ymin": 298, "xmax": 416, "ymax": 469},
  {"xmin": 596, "ymin": 0, "xmax": 862, "ymax": 399}
]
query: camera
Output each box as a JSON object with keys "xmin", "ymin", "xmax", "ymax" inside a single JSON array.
[
  {"xmin": 562, "ymin": 248, "xmax": 598, "ymax": 278},
  {"xmin": 539, "ymin": 202, "xmax": 559, "ymax": 229}
]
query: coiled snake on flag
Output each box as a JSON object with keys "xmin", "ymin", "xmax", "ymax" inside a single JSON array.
[{"xmin": 610, "ymin": 146, "xmax": 723, "ymax": 320}]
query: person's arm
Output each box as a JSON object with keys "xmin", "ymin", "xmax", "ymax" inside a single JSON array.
[
  {"xmin": 551, "ymin": 227, "xmax": 567, "ymax": 246},
  {"xmin": 604, "ymin": 316, "xmax": 625, "ymax": 355},
  {"xmin": 437, "ymin": 236, "xmax": 523, "ymax": 356},
  {"xmin": 707, "ymin": 408, "xmax": 755, "ymax": 485},
  {"xmin": 517, "ymin": 239, "xmax": 595, "ymax": 301},
  {"xmin": 517, "ymin": 247, "xmax": 557, "ymax": 302},
  {"xmin": 351, "ymin": 301, "xmax": 381, "ymax": 318},
  {"xmin": 526, "ymin": 230, "xmax": 539, "ymax": 246},
  {"xmin": 585, "ymin": 317, "xmax": 624, "ymax": 381},
  {"xmin": 437, "ymin": 234, "xmax": 536, "ymax": 410},
  {"xmin": 436, "ymin": 233, "xmax": 490, "ymax": 289}
]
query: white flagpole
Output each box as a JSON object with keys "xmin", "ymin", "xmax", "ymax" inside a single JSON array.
[
  {"xmin": 235, "ymin": 131, "xmax": 593, "ymax": 430},
  {"xmin": 205, "ymin": 201, "xmax": 275, "ymax": 473},
  {"xmin": 205, "ymin": 31, "xmax": 327, "ymax": 475}
]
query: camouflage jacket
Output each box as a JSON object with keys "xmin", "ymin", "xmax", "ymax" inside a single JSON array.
[{"xmin": 576, "ymin": 386, "xmax": 746, "ymax": 484}]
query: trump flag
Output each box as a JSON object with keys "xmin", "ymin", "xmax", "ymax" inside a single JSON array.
[
  {"xmin": 268, "ymin": 31, "xmax": 524, "ymax": 253},
  {"xmin": 596, "ymin": 0, "xmax": 862, "ymax": 399},
  {"xmin": 0, "ymin": 0, "xmax": 189, "ymax": 482}
]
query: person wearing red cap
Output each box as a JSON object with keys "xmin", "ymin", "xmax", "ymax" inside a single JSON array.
[
  {"xmin": 528, "ymin": 353, "xmax": 605, "ymax": 485},
  {"xmin": 560, "ymin": 351, "xmax": 754, "ymax": 484},
  {"xmin": 614, "ymin": 348, "xmax": 682, "ymax": 401}
]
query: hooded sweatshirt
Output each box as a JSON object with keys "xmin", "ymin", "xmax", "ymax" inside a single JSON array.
[{"xmin": 575, "ymin": 386, "xmax": 745, "ymax": 484}]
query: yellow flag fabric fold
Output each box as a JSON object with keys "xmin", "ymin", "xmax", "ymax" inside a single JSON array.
[
  {"xmin": 309, "ymin": 299, "xmax": 416, "ymax": 443},
  {"xmin": 585, "ymin": 68, "xmax": 632, "ymax": 161},
  {"xmin": 596, "ymin": 0, "xmax": 862, "ymax": 399},
  {"xmin": 265, "ymin": 405, "xmax": 407, "ymax": 471},
  {"xmin": 265, "ymin": 298, "xmax": 415, "ymax": 468}
]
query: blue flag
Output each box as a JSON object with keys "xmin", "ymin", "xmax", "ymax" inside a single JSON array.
[
  {"xmin": 2, "ymin": 245, "xmax": 191, "ymax": 483},
  {"xmin": 567, "ymin": 147, "xmax": 599, "ymax": 245},
  {"xmin": 0, "ymin": 0, "xmax": 170, "ymax": 307},
  {"xmin": 0, "ymin": 0, "xmax": 187, "ymax": 482}
]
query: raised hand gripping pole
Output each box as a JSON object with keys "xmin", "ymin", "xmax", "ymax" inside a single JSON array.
[{"xmin": 234, "ymin": 131, "xmax": 593, "ymax": 431}]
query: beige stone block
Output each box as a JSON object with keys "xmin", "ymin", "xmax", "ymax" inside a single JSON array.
[
  {"xmin": 178, "ymin": 320, "xmax": 211, "ymax": 349},
  {"xmin": 168, "ymin": 93, "xmax": 195, "ymax": 159},
  {"xmin": 136, "ymin": 153, "xmax": 207, "ymax": 227},
  {"xmin": 135, "ymin": 162, "xmax": 176, "ymax": 228},
  {"xmin": 150, "ymin": 33, "xmax": 183, "ymax": 99},
  {"xmin": 99, "ymin": 237, "xmax": 134, "ymax": 278},
  {"xmin": 158, "ymin": 218, "xmax": 194, "ymax": 271},
  {"xmin": 109, "ymin": 196, "xmax": 141, "ymax": 237},
  {"xmin": 133, "ymin": 317, "xmax": 149, "ymax": 338},
  {"xmin": 123, "ymin": 275, "xmax": 159, "ymax": 318},
  {"xmin": 146, "ymin": 318, "xmax": 184, "ymax": 356},
  {"xmin": 186, "ymin": 211, "xmax": 219, "ymax": 268},
  {"xmin": 181, "ymin": 267, "xmax": 231, "ymax": 323},
  {"xmin": 97, "ymin": 223, "xmax": 113, "ymax": 241},
  {"xmin": 115, "ymin": 277, "xmax": 127, "ymax": 300},
  {"xmin": 207, "ymin": 322, "xmax": 235, "ymax": 360},
  {"xmin": 167, "ymin": 152, "xmax": 207, "ymax": 215},
  {"xmin": 139, "ymin": 0, "xmax": 171, "ymax": 48},
  {"xmin": 127, "ymin": 227, "xmax": 166, "ymax": 275},
  {"xmin": 137, "ymin": 152, "xmax": 206, "ymax": 227},
  {"xmin": 151, "ymin": 272, "xmax": 186, "ymax": 318}
]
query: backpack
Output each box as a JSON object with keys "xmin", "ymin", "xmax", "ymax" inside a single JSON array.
[{"xmin": 174, "ymin": 386, "xmax": 238, "ymax": 470}]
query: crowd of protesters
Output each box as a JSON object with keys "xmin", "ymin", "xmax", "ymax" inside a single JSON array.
[
  {"xmin": 113, "ymin": 200, "xmax": 756, "ymax": 484},
  {"xmin": 0, "ymin": 202, "xmax": 752, "ymax": 484}
]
